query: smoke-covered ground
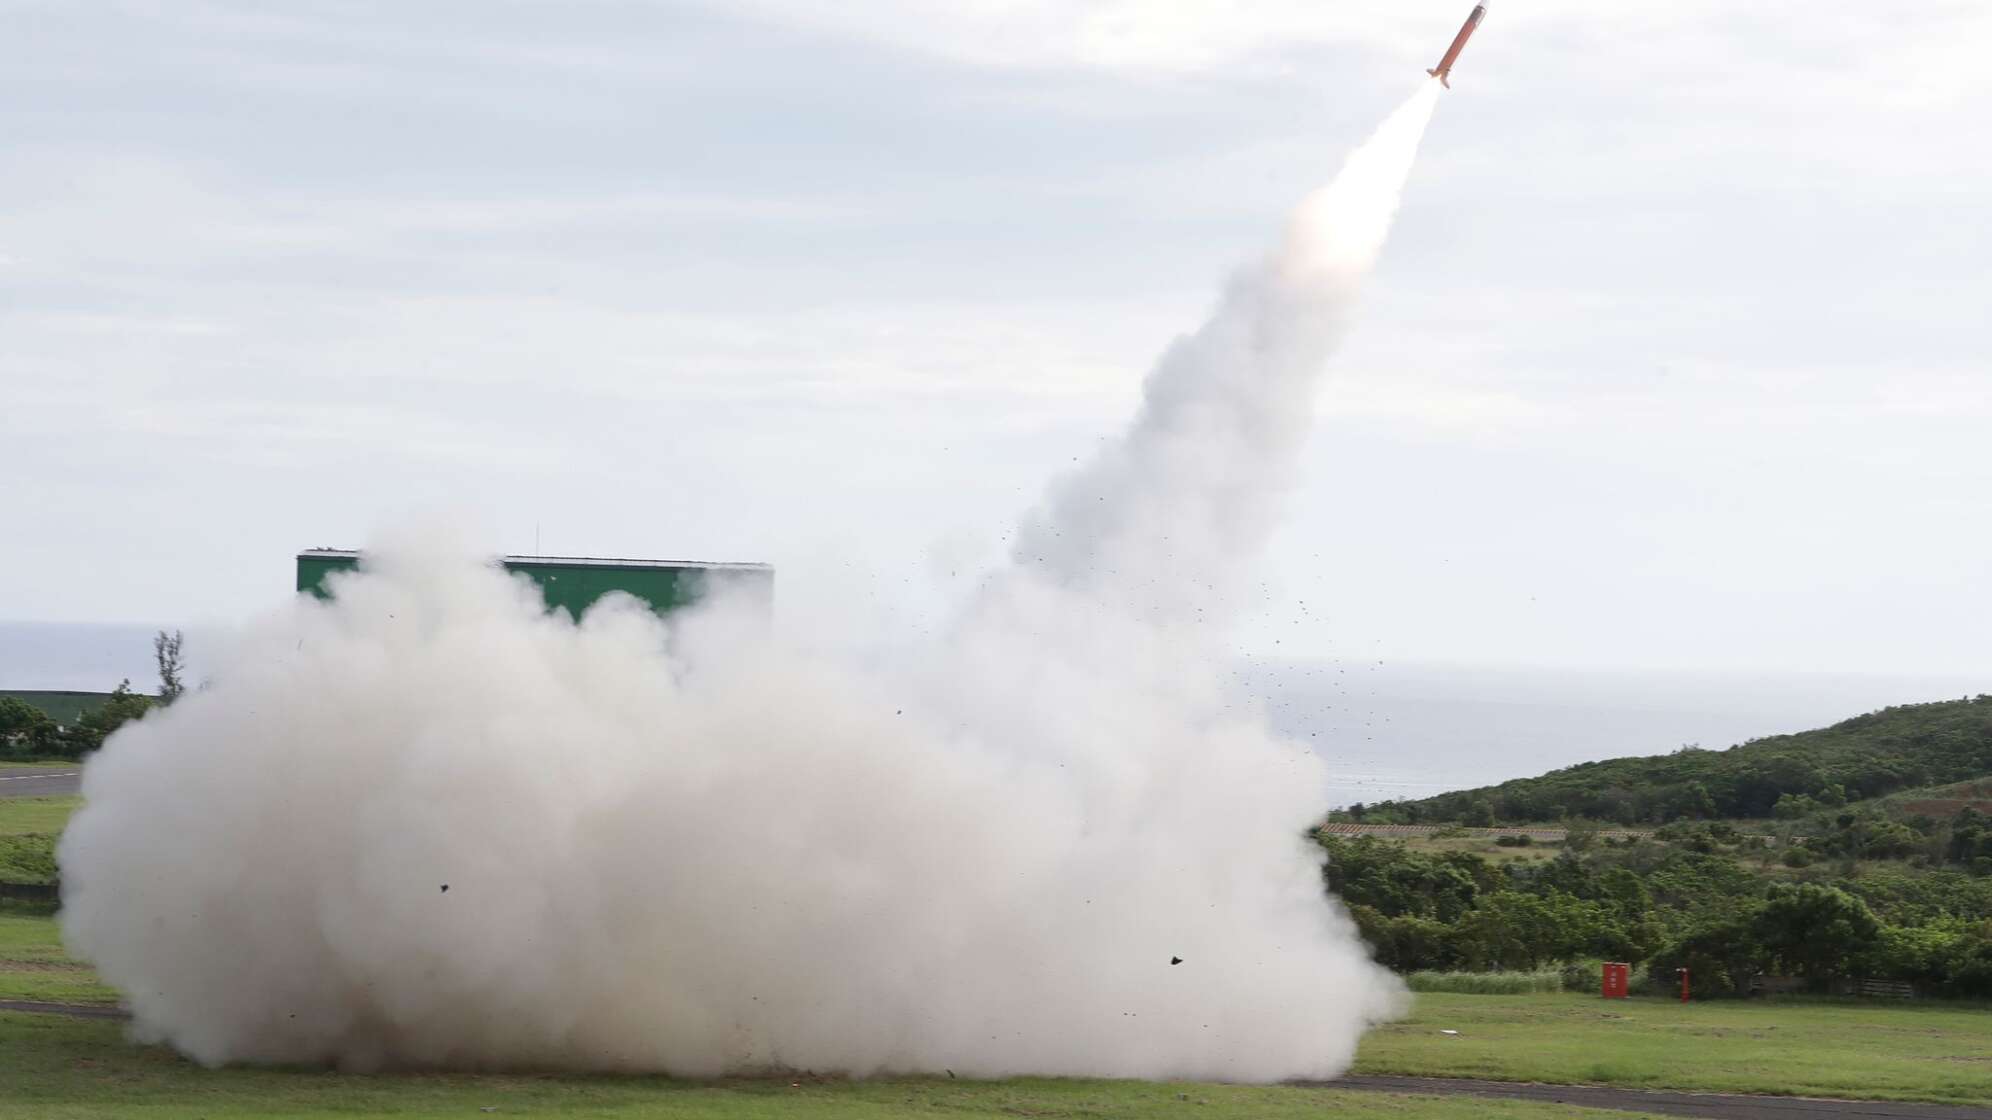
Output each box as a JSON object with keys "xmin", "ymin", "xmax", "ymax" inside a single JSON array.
[{"xmin": 59, "ymin": 83, "xmax": 1441, "ymax": 1080}]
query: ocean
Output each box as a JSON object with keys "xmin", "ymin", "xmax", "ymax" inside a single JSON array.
[{"xmin": 5, "ymin": 621, "xmax": 1982, "ymax": 807}]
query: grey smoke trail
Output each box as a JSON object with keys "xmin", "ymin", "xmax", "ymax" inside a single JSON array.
[
  {"xmin": 59, "ymin": 83, "xmax": 1441, "ymax": 1081},
  {"xmin": 1013, "ymin": 82, "xmax": 1442, "ymax": 627}
]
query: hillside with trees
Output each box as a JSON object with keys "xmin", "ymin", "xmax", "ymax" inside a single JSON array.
[
  {"xmin": 1335, "ymin": 695, "xmax": 1992, "ymax": 827},
  {"xmin": 1321, "ymin": 693, "xmax": 1992, "ymax": 997}
]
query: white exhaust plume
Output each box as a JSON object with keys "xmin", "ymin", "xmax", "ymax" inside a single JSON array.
[{"xmin": 59, "ymin": 83, "xmax": 1442, "ymax": 1080}]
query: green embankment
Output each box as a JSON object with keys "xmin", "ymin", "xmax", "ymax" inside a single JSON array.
[{"xmin": 0, "ymin": 797, "xmax": 78, "ymax": 891}]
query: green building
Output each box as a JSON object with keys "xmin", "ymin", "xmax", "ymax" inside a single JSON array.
[{"xmin": 295, "ymin": 549, "xmax": 773, "ymax": 619}]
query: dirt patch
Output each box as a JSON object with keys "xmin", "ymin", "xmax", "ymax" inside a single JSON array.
[{"xmin": 1899, "ymin": 799, "xmax": 1992, "ymax": 817}]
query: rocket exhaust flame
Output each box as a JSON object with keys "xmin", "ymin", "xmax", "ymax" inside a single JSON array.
[{"xmin": 58, "ymin": 84, "xmax": 1444, "ymax": 1080}]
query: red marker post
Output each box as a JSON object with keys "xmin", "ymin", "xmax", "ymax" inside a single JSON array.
[{"xmin": 1677, "ymin": 967, "xmax": 1691, "ymax": 1003}]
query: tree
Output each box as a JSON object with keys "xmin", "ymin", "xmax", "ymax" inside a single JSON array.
[
  {"xmin": 1562, "ymin": 818, "xmax": 1602, "ymax": 852},
  {"xmin": 1348, "ymin": 905, "xmax": 1459, "ymax": 972},
  {"xmin": 70, "ymin": 680, "xmax": 153, "ymax": 753},
  {"xmin": 1773, "ymin": 793, "xmax": 1818, "ymax": 820},
  {"xmin": 1461, "ymin": 799, "xmax": 1495, "ymax": 829},
  {"xmin": 1450, "ymin": 891, "xmax": 1627, "ymax": 970},
  {"xmin": 0, "ymin": 697, "xmax": 59, "ymax": 756},
  {"xmin": 1683, "ymin": 781, "xmax": 1719, "ymax": 820},
  {"xmin": 1320, "ymin": 836, "xmax": 1491, "ymax": 922},
  {"xmin": 1947, "ymin": 809, "xmax": 1989, "ymax": 865},
  {"xmin": 1646, "ymin": 915, "xmax": 1766, "ymax": 998},
  {"xmin": 154, "ymin": 629, "xmax": 186, "ymax": 704},
  {"xmin": 1751, "ymin": 883, "xmax": 1880, "ymax": 982}
]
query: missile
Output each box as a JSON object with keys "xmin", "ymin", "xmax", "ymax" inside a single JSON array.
[{"xmin": 1427, "ymin": 3, "xmax": 1487, "ymax": 88}]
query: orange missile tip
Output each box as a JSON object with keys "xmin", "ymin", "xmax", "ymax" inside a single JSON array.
[{"xmin": 1427, "ymin": 3, "xmax": 1487, "ymax": 89}]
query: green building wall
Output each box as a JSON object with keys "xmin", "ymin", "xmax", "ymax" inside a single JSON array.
[{"xmin": 295, "ymin": 550, "xmax": 773, "ymax": 619}]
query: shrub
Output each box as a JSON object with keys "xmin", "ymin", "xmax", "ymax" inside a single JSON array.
[
  {"xmin": 1495, "ymin": 835, "xmax": 1533, "ymax": 847},
  {"xmin": 1559, "ymin": 960, "xmax": 1606, "ymax": 991},
  {"xmin": 1783, "ymin": 847, "xmax": 1814, "ymax": 868},
  {"xmin": 1404, "ymin": 968, "xmax": 1566, "ymax": 994}
]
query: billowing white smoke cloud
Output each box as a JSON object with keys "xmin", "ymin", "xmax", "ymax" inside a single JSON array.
[{"xmin": 59, "ymin": 83, "xmax": 1441, "ymax": 1080}]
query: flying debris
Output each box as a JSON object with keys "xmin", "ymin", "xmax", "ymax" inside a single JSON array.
[{"xmin": 1427, "ymin": 3, "xmax": 1487, "ymax": 88}]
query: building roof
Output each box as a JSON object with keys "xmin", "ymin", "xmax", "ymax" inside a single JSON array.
[{"xmin": 296, "ymin": 548, "xmax": 772, "ymax": 572}]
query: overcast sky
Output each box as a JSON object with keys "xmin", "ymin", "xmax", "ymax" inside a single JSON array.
[{"xmin": 6, "ymin": 1, "xmax": 1989, "ymax": 678}]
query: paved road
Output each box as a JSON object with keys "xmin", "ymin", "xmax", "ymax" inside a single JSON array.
[
  {"xmin": 1326, "ymin": 1075, "xmax": 1992, "ymax": 1119},
  {"xmin": 0, "ymin": 766, "xmax": 81, "ymax": 798}
]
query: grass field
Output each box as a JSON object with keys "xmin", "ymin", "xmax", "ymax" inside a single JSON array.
[
  {"xmin": 0, "ymin": 1014, "xmax": 1671, "ymax": 1120},
  {"xmin": 0, "ymin": 795, "xmax": 82, "ymax": 837},
  {"xmin": 0, "ymin": 908, "xmax": 115, "ymax": 1005},
  {"xmin": 1356, "ymin": 991, "xmax": 1992, "ymax": 1104},
  {"xmin": 1400, "ymin": 835, "xmax": 1563, "ymax": 866},
  {"xmin": 3, "ymin": 789, "xmax": 1987, "ymax": 1114},
  {"xmin": 5, "ymin": 901, "xmax": 1990, "ymax": 1111}
]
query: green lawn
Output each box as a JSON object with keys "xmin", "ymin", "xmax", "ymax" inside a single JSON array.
[
  {"xmin": 0, "ymin": 1015, "xmax": 1662, "ymax": 1120},
  {"xmin": 1353, "ymin": 991, "xmax": 1992, "ymax": 1104},
  {"xmin": 0, "ymin": 797, "xmax": 74, "ymax": 890},
  {"xmin": 0, "ymin": 795, "xmax": 82, "ymax": 837},
  {"xmin": 0, "ymin": 910, "xmax": 116, "ymax": 1006},
  {"xmin": 6, "ymin": 910, "xmax": 1992, "ymax": 1112}
]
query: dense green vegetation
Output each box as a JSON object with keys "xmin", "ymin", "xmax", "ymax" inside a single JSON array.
[
  {"xmin": 1323, "ymin": 823, "xmax": 1992, "ymax": 997},
  {"xmin": 1339, "ymin": 695, "xmax": 1992, "ymax": 827},
  {"xmin": 1321, "ymin": 694, "xmax": 1992, "ymax": 996}
]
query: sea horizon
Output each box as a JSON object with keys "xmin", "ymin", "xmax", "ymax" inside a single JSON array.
[{"xmin": 5, "ymin": 620, "xmax": 1983, "ymax": 809}]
